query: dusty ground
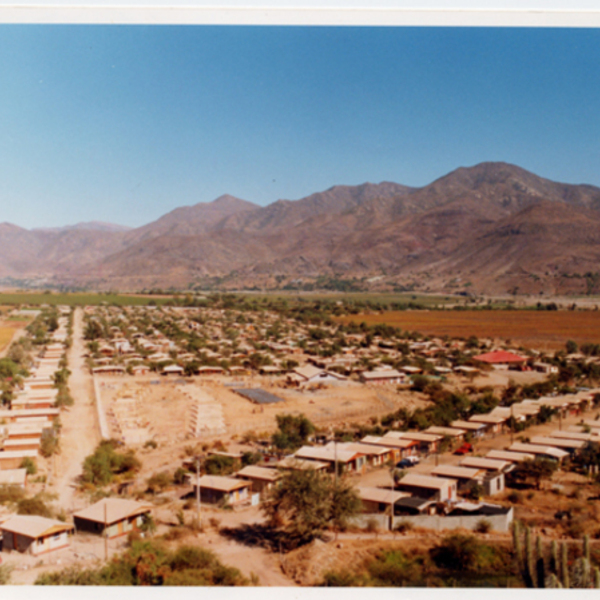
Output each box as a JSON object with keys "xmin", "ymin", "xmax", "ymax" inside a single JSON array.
[
  {"xmin": 93, "ymin": 374, "xmax": 431, "ymax": 478},
  {"xmin": 50, "ymin": 307, "xmax": 101, "ymax": 510}
]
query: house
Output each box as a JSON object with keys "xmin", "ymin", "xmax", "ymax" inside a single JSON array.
[
  {"xmin": 161, "ymin": 365, "xmax": 184, "ymax": 376},
  {"xmin": 395, "ymin": 473, "xmax": 457, "ymax": 502},
  {"xmin": 328, "ymin": 442, "xmax": 392, "ymax": 468},
  {"xmin": 272, "ymin": 457, "xmax": 329, "ymax": 472},
  {"xmin": 131, "ymin": 365, "xmax": 150, "ymax": 376},
  {"xmin": 0, "ymin": 450, "xmax": 38, "ymax": 471},
  {"xmin": 486, "ymin": 450, "xmax": 536, "ymax": 464},
  {"xmin": 533, "ymin": 362, "xmax": 559, "ymax": 374},
  {"xmin": 92, "ymin": 366, "xmax": 127, "ymax": 375},
  {"xmin": 357, "ymin": 487, "xmax": 411, "ymax": 514},
  {"xmin": 393, "ymin": 496, "xmax": 438, "ymax": 516},
  {"xmin": 384, "ymin": 431, "xmax": 442, "ymax": 455},
  {"xmin": 468, "ymin": 413, "xmax": 508, "ymax": 435},
  {"xmin": 0, "ymin": 468, "xmax": 27, "ymax": 488},
  {"xmin": 460, "ymin": 457, "xmax": 512, "ymax": 474},
  {"xmin": 192, "ymin": 475, "xmax": 251, "ymax": 506},
  {"xmin": 236, "ymin": 466, "xmax": 280, "ymax": 496},
  {"xmin": 473, "ymin": 350, "xmax": 528, "ymax": 370},
  {"xmin": 0, "ymin": 515, "xmax": 73, "ymax": 555},
  {"xmin": 450, "ymin": 420, "xmax": 487, "ymax": 439},
  {"xmin": 290, "ymin": 365, "xmax": 346, "ymax": 385},
  {"xmin": 294, "ymin": 445, "xmax": 367, "ymax": 474},
  {"xmin": 360, "ymin": 435, "xmax": 418, "ymax": 461},
  {"xmin": 425, "ymin": 426, "xmax": 466, "ymax": 445},
  {"xmin": 431, "ymin": 465, "xmax": 485, "ymax": 494},
  {"xmin": 508, "ymin": 443, "xmax": 569, "ymax": 463},
  {"xmin": 360, "ymin": 369, "xmax": 405, "ymax": 385},
  {"xmin": 73, "ymin": 498, "xmax": 153, "ymax": 539},
  {"xmin": 530, "ymin": 436, "xmax": 585, "ymax": 454}
]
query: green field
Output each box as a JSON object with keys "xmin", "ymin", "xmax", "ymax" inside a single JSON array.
[
  {"xmin": 0, "ymin": 293, "xmax": 172, "ymax": 307},
  {"xmin": 236, "ymin": 291, "xmax": 458, "ymax": 307}
]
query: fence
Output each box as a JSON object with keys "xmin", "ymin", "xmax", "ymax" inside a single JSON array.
[{"xmin": 351, "ymin": 507, "xmax": 513, "ymax": 533}]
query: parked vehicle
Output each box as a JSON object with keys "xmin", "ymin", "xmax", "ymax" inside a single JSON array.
[{"xmin": 454, "ymin": 442, "xmax": 473, "ymax": 455}]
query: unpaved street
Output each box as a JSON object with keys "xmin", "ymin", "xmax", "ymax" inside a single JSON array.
[{"xmin": 51, "ymin": 307, "xmax": 100, "ymax": 510}]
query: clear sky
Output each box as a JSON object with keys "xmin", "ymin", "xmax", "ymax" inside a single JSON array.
[{"xmin": 1, "ymin": 25, "xmax": 600, "ymax": 229}]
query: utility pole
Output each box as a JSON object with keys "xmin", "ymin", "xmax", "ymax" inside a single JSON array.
[
  {"xmin": 196, "ymin": 456, "xmax": 201, "ymax": 529},
  {"xmin": 510, "ymin": 403, "xmax": 515, "ymax": 445},
  {"xmin": 104, "ymin": 500, "xmax": 108, "ymax": 561}
]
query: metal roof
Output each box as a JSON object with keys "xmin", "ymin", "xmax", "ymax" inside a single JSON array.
[
  {"xmin": 73, "ymin": 498, "xmax": 152, "ymax": 525},
  {"xmin": 0, "ymin": 515, "xmax": 73, "ymax": 539},
  {"xmin": 234, "ymin": 388, "xmax": 284, "ymax": 404}
]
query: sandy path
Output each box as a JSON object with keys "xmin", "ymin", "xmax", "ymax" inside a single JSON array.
[{"xmin": 51, "ymin": 307, "xmax": 100, "ymax": 511}]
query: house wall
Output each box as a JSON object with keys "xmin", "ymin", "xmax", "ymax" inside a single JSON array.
[
  {"xmin": 484, "ymin": 474, "xmax": 505, "ymax": 496},
  {"xmin": 74, "ymin": 514, "xmax": 146, "ymax": 539},
  {"xmin": 2, "ymin": 530, "xmax": 70, "ymax": 555}
]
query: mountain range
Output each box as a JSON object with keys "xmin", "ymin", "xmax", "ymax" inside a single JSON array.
[{"xmin": 3, "ymin": 162, "xmax": 600, "ymax": 296}]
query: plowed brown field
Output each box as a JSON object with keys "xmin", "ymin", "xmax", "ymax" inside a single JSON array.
[{"xmin": 338, "ymin": 310, "xmax": 600, "ymax": 350}]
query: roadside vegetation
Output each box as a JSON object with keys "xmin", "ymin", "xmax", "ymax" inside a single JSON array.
[{"xmin": 35, "ymin": 541, "xmax": 251, "ymax": 586}]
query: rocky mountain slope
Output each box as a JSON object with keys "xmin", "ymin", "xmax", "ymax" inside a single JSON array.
[{"xmin": 3, "ymin": 162, "xmax": 600, "ymax": 295}]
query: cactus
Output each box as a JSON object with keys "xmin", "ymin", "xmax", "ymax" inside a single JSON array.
[
  {"xmin": 594, "ymin": 566, "xmax": 600, "ymax": 589},
  {"xmin": 512, "ymin": 521, "xmax": 523, "ymax": 571},
  {"xmin": 550, "ymin": 540, "xmax": 559, "ymax": 574},
  {"xmin": 561, "ymin": 542, "xmax": 570, "ymax": 589},
  {"xmin": 536, "ymin": 535, "xmax": 545, "ymax": 588},
  {"xmin": 545, "ymin": 573, "xmax": 562, "ymax": 588},
  {"xmin": 571, "ymin": 557, "xmax": 591, "ymax": 588},
  {"xmin": 584, "ymin": 534, "xmax": 590, "ymax": 562},
  {"xmin": 524, "ymin": 526, "xmax": 535, "ymax": 587}
]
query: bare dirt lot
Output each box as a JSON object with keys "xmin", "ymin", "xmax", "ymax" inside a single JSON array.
[
  {"xmin": 339, "ymin": 309, "xmax": 600, "ymax": 350},
  {"xmin": 95, "ymin": 373, "xmax": 430, "ymax": 474}
]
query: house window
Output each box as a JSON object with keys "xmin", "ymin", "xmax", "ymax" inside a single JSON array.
[{"xmin": 53, "ymin": 533, "xmax": 61, "ymax": 541}]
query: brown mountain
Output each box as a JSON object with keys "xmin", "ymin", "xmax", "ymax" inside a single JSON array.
[{"xmin": 3, "ymin": 162, "xmax": 600, "ymax": 295}]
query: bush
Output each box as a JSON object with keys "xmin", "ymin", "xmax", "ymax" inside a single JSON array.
[
  {"xmin": 0, "ymin": 563, "xmax": 13, "ymax": 585},
  {"xmin": 394, "ymin": 520, "xmax": 414, "ymax": 534},
  {"xmin": 507, "ymin": 490, "xmax": 523, "ymax": 503},
  {"xmin": 81, "ymin": 440, "xmax": 141, "ymax": 487},
  {"xmin": 367, "ymin": 550, "xmax": 425, "ymax": 586},
  {"xmin": 0, "ymin": 484, "xmax": 25, "ymax": 505},
  {"xmin": 20, "ymin": 457, "xmax": 37, "ymax": 475},
  {"xmin": 475, "ymin": 519, "xmax": 492, "ymax": 534},
  {"xmin": 17, "ymin": 495, "xmax": 53, "ymax": 518},
  {"xmin": 146, "ymin": 471, "xmax": 171, "ymax": 494},
  {"xmin": 430, "ymin": 533, "xmax": 482, "ymax": 572},
  {"xmin": 173, "ymin": 468, "xmax": 188, "ymax": 485}
]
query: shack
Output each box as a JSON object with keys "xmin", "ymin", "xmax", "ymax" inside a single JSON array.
[
  {"xmin": 73, "ymin": 498, "xmax": 153, "ymax": 539},
  {"xmin": 0, "ymin": 515, "xmax": 73, "ymax": 555}
]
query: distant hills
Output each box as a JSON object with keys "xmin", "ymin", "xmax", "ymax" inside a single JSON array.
[{"xmin": 3, "ymin": 162, "xmax": 600, "ymax": 296}]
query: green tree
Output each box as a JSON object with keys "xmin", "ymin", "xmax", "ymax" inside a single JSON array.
[
  {"xmin": 263, "ymin": 469, "xmax": 359, "ymax": 547},
  {"xmin": 271, "ymin": 413, "xmax": 315, "ymax": 453}
]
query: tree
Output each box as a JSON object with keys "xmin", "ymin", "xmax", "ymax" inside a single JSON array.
[
  {"xmin": 271, "ymin": 414, "xmax": 315, "ymax": 453},
  {"xmin": 263, "ymin": 469, "xmax": 359, "ymax": 547},
  {"xmin": 507, "ymin": 458, "xmax": 558, "ymax": 490},
  {"xmin": 566, "ymin": 340, "xmax": 579, "ymax": 354}
]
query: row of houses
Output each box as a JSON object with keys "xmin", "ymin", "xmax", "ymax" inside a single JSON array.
[
  {"xmin": 0, "ymin": 316, "xmax": 70, "ymax": 474},
  {"xmin": 0, "ymin": 498, "xmax": 152, "ymax": 556}
]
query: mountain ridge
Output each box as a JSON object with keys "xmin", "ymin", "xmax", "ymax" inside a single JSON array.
[{"xmin": 3, "ymin": 162, "xmax": 600, "ymax": 296}]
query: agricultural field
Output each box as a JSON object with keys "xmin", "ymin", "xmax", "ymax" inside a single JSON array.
[
  {"xmin": 239, "ymin": 291, "xmax": 458, "ymax": 307},
  {"xmin": 0, "ymin": 326, "xmax": 17, "ymax": 353},
  {"xmin": 338, "ymin": 309, "xmax": 600, "ymax": 350},
  {"xmin": 0, "ymin": 292, "xmax": 172, "ymax": 307}
]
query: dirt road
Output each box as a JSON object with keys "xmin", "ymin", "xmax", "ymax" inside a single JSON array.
[{"xmin": 51, "ymin": 307, "xmax": 100, "ymax": 511}]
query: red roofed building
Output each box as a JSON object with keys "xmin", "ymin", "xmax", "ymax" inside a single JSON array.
[{"xmin": 473, "ymin": 350, "xmax": 528, "ymax": 370}]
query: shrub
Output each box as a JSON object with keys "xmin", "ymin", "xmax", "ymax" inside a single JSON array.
[
  {"xmin": 20, "ymin": 457, "xmax": 37, "ymax": 476},
  {"xmin": 0, "ymin": 564, "xmax": 13, "ymax": 585},
  {"xmin": 146, "ymin": 471, "xmax": 171, "ymax": 494},
  {"xmin": 173, "ymin": 468, "xmax": 188, "ymax": 485},
  {"xmin": 394, "ymin": 520, "xmax": 414, "ymax": 534},
  {"xmin": 430, "ymin": 533, "xmax": 482, "ymax": 572},
  {"xmin": 17, "ymin": 495, "xmax": 53, "ymax": 518},
  {"xmin": 475, "ymin": 519, "xmax": 492, "ymax": 534}
]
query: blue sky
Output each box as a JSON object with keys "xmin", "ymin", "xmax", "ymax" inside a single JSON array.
[{"xmin": 1, "ymin": 25, "xmax": 600, "ymax": 229}]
